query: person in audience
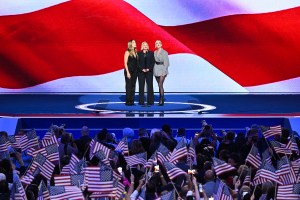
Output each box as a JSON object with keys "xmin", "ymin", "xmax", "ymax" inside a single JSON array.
[
  {"xmin": 161, "ymin": 124, "xmax": 177, "ymax": 151},
  {"xmin": 130, "ymin": 139, "xmax": 145, "ymax": 155},
  {"xmin": 174, "ymin": 127, "xmax": 190, "ymax": 146},
  {"xmin": 123, "ymin": 127, "xmax": 135, "ymax": 149},
  {"xmin": 58, "ymin": 132, "xmax": 78, "ymax": 166},
  {"xmin": 138, "ymin": 128, "xmax": 151, "ymax": 158},
  {"xmin": 0, "ymin": 173, "xmax": 9, "ymax": 200},
  {"xmin": 217, "ymin": 131, "xmax": 238, "ymax": 157},
  {"xmin": 75, "ymin": 126, "xmax": 92, "ymax": 160},
  {"xmin": 203, "ymin": 169, "xmax": 216, "ymax": 198}
]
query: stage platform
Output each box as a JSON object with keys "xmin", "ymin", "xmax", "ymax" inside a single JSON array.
[{"xmin": 0, "ymin": 93, "xmax": 300, "ymax": 139}]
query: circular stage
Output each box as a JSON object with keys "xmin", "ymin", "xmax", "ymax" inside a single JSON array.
[{"xmin": 75, "ymin": 101, "xmax": 216, "ymax": 114}]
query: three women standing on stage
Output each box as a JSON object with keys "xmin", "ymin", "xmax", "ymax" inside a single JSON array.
[{"xmin": 124, "ymin": 40, "xmax": 169, "ymax": 106}]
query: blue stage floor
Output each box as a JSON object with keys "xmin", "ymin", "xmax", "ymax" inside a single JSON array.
[
  {"xmin": 1, "ymin": 93, "xmax": 300, "ymax": 138},
  {"xmin": 0, "ymin": 93, "xmax": 299, "ymax": 117}
]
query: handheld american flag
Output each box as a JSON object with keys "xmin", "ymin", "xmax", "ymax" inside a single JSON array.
[
  {"xmin": 212, "ymin": 157, "xmax": 236, "ymax": 176},
  {"xmin": 125, "ymin": 152, "xmax": 147, "ymax": 166},
  {"xmin": 115, "ymin": 137, "xmax": 129, "ymax": 155},
  {"xmin": 157, "ymin": 143, "xmax": 171, "ymax": 163},
  {"xmin": 277, "ymin": 183, "xmax": 300, "ymax": 200},
  {"xmin": 32, "ymin": 153, "xmax": 55, "ymax": 180},
  {"xmin": 163, "ymin": 161, "xmax": 186, "ymax": 180},
  {"xmin": 37, "ymin": 181, "xmax": 50, "ymax": 200},
  {"xmin": 253, "ymin": 162, "xmax": 282, "ymax": 185},
  {"xmin": 19, "ymin": 129, "xmax": 39, "ymax": 151},
  {"xmin": 86, "ymin": 166, "xmax": 114, "ymax": 193},
  {"xmin": 169, "ymin": 137, "xmax": 188, "ymax": 164},
  {"xmin": 245, "ymin": 144, "xmax": 262, "ymax": 169},
  {"xmin": 213, "ymin": 179, "xmax": 233, "ymax": 200},
  {"xmin": 270, "ymin": 140, "xmax": 292, "ymax": 155},
  {"xmin": 276, "ymin": 156, "xmax": 297, "ymax": 185},
  {"xmin": 48, "ymin": 186, "xmax": 84, "ymax": 200},
  {"xmin": 10, "ymin": 177, "xmax": 27, "ymax": 200}
]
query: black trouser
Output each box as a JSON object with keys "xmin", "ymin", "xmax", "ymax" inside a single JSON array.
[
  {"xmin": 138, "ymin": 70, "xmax": 154, "ymax": 104},
  {"xmin": 124, "ymin": 70, "xmax": 137, "ymax": 104}
]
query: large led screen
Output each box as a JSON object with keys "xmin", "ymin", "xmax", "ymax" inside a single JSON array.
[{"xmin": 1, "ymin": 0, "xmax": 300, "ymax": 93}]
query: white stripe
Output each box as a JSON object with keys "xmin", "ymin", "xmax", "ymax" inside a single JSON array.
[
  {"xmin": 0, "ymin": 0, "xmax": 69, "ymax": 15},
  {"xmin": 246, "ymin": 77, "xmax": 300, "ymax": 93},
  {"xmin": 0, "ymin": 54, "xmax": 248, "ymax": 93},
  {"xmin": 125, "ymin": 0, "xmax": 300, "ymax": 25}
]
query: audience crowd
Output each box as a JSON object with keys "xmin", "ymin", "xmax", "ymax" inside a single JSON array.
[{"xmin": 0, "ymin": 121, "xmax": 300, "ymax": 200}]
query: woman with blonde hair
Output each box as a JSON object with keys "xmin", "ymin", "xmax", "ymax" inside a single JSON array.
[
  {"xmin": 137, "ymin": 41, "xmax": 155, "ymax": 106},
  {"xmin": 124, "ymin": 39, "xmax": 138, "ymax": 106},
  {"xmin": 154, "ymin": 40, "xmax": 169, "ymax": 106}
]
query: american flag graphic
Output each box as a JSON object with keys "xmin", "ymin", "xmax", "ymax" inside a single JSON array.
[
  {"xmin": 276, "ymin": 156, "xmax": 297, "ymax": 185},
  {"xmin": 86, "ymin": 166, "xmax": 114, "ymax": 193},
  {"xmin": 3, "ymin": 1, "xmax": 299, "ymax": 93},
  {"xmin": 115, "ymin": 137, "xmax": 129, "ymax": 155},
  {"xmin": 169, "ymin": 137, "xmax": 188, "ymax": 164},
  {"xmin": 125, "ymin": 152, "xmax": 147, "ymax": 166},
  {"xmin": 163, "ymin": 162, "xmax": 186, "ymax": 180},
  {"xmin": 157, "ymin": 144, "xmax": 171, "ymax": 164},
  {"xmin": 253, "ymin": 162, "xmax": 281, "ymax": 185},
  {"xmin": 48, "ymin": 186, "xmax": 84, "ymax": 200},
  {"xmin": 37, "ymin": 181, "xmax": 50, "ymax": 200},
  {"xmin": 277, "ymin": 183, "xmax": 300, "ymax": 200},
  {"xmin": 212, "ymin": 157, "xmax": 236, "ymax": 176},
  {"xmin": 245, "ymin": 145, "xmax": 262, "ymax": 169},
  {"xmin": 19, "ymin": 130, "xmax": 39, "ymax": 151}
]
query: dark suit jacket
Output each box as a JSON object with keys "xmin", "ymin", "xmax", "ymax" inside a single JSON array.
[{"xmin": 137, "ymin": 50, "xmax": 155, "ymax": 71}]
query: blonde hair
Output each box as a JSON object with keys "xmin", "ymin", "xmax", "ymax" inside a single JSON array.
[
  {"xmin": 141, "ymin": 41, "xmax": 149, "ymax": 50},
  {"xmin": 127, "ymin": 40, "xmax": 136, "ymax": 56}
]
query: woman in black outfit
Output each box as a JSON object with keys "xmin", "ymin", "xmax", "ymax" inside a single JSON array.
[{"xmin": 124, "ymin": 39, "xmax": 138, "ymax": 106}]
